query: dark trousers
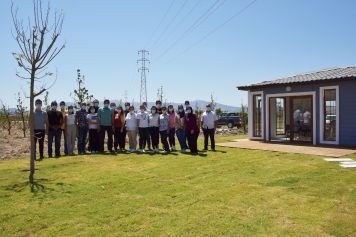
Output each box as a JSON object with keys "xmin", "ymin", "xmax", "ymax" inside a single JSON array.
[
  {"xmin": 99, "ymin": 125, "xmax": 113, "ymax": 152},
  {"xmin": 89, "ymin": 129, "xmax": 99, "ymax": 152},
  {"xmin": 187, "ymin": 131, "xmax": 199, "ymax": 153},
  {"xmin": 203, "ymin": 128, "xmax": 215, "ymax": 149},
  {"xmin": 48, "ymin": 130, "xmax": 62, "ymax": 156},
  {"xmin": 139, "ymin": 127, "xmax": 149, "ymax": 149},
  {"xmin": 146, "ymin": 129, "xmax": 151, "ymax": 149},
  {"xmin": 77, "ymin": 127, "xmax": 88, "ymax": 153},
  {"xmin": 114, "ymin": 127, "xmax": 126, "ymax": 149},
  {"xmin": 149, "ymin": 127, "xmax": 159, "ymax": 149},
  {"xmin": 34, "ymin": 129, "xmax": 45, "ymax": 158},
  {"xmin": 160, "ymin": 130, "xmax": 169, "ymax": 151},
  {"xmin": 168, "ymin": 128, "xmax": 176, "ymax": 147}
]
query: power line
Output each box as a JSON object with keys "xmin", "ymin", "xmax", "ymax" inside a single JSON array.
[
  {"xmin": 149, "ymin": 0, "xmax": 188, "ymax": 52},
  {"xmin": 154, "ymin": 0, "xmax": 258, "ymax": 69},
  {"xmin": 152, "ymin": 0, "xmax": 221, "ymax": 63},
  {"xmin": 143, "ymin": 0, "xmax": 176, "ymax": 49},
  {"xmin": 151, "ymin": 0, "xmax": 202, "ymax": 53}
]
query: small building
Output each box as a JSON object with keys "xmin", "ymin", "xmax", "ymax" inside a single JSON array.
[{"xmin": 237, "ymin": 66, "xmax": 356, "ymax": 146}]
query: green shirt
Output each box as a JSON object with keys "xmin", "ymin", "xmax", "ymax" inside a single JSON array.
[{"xmin": 97, "ymin": 107, "xmax": 113, "ymax": 126}]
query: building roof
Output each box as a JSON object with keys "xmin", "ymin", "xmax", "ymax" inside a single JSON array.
[{"xmin": 237, "ymin": 65, "xmax": 356, "ymax": 90}]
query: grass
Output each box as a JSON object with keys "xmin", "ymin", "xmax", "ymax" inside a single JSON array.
[{"xmin": 1, "ymin": 135, "xmax": 356, "ymax": 236}]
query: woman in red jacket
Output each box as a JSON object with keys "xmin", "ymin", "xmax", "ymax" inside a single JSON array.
[{"xmin": 185, "ymin": 106, "xmax": 200, "ymax": 154}]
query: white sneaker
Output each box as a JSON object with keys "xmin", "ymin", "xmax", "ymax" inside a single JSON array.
[
  {"xmin": 142, "ymin": 149, "xmax": 146, "ymax": 153},
  {"xmin": 161, "ymin": 150, "xmax": 169, "ymax": 154}
]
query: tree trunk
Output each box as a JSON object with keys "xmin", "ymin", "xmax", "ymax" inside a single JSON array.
[
  {"xmin": 29, "ymin": 71, "xmax": 36, "ymax": 183},
  {"xmin": 22, "ymin": 114, "xmax": 26, "ymax": 138}
]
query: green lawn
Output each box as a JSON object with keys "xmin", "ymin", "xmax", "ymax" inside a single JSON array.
[{"xmin": 1, "ymin": 135, "xmax": 356, "ymax": 236}]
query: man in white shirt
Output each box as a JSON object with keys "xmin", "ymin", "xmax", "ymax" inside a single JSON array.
[{"xmin": 201, "ymin": 103, "xmax": 218, "ymax": 151}]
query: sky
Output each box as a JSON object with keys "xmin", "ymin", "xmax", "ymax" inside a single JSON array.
[{"xmin": 1, "ymin": 0, "xmax": 356, "ymax": 109}]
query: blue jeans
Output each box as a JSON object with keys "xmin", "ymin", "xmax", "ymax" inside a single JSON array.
[
  {"xmin": 77, "ymin": 127, "xmax": 88, "ymax": 153},
  {"xmin": 48, "ymin": 130, "xmax": 62, "ymax": 156},
  {"xmin": 61, "ymin": 130, "xmax": 68, "ymax": 154},
  {"xmin": 176, "ymin": 129, "xmax": 188, "ymax": 150}
]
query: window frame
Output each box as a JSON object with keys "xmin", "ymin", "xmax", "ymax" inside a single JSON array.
[{"xmin": 248, "ymin": 91, "xmax": 264, "ymax": 140}]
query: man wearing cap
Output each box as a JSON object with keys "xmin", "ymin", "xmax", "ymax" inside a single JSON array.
[
  {"xmin": 59, "ymin": 101, "xmax": 68, "ymax": 155},
  {"xmin": 201, "ymin": 103, "xmax": 218, "ymax": 151}
]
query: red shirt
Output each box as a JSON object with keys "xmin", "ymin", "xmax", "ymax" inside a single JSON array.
[
  {"xmin": 185, "ymin": 114, "xmax": 199, "ymax": 135},
  {"xmin": 114, "ymin": 111, "xmax": 123, "ymax": 128}
]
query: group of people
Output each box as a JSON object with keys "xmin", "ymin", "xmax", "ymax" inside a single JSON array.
[{"xmin": 32, "ymin": 99, "xmax": 218, "ymax": 159}]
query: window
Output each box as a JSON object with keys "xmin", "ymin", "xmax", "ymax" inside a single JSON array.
[
  {"xmin": 324, "ymin": 89, "xmax": 336, "ymax": 141},
  {"xmin": 276, "ymin": 98, "xmax": 285, "ymax": 135},
  {"xmin": 253, "ymin": 95, "xmax": 262, "ymax": 137}
]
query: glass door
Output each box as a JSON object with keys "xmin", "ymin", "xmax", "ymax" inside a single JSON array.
[{"xmin": 290, "ymin": 96, "xmax": 312, "ymax": 142}]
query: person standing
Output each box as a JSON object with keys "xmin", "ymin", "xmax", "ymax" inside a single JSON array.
[
  {"xmin": 59, "ymin": 101, "xmax": 68, "ymax": 155},
  {"xmin": 97, "ymin": 99, "xmax": 114, "ymax": 153},
  {"xmin": 125, "ymin": 105, "xmax": 137, "ymax": 152},
  {"xmin": 142, "ymin": 101, "xmax": 152, "ymax": 150},
  {"xmin": 175, "ymin": 104, "xmax": 188, "ymax": 153},
  {"xmin": 159, "ymin": 106, "xmax": 170, "ymax": 153},
  {"xmin": 185, "ymin": 106, "xmax": 200, "ymax": 154},
  {"xmin": 87, "ymin": 99, "xmax": 100, "ymax": 151},
  {"xmin": 65, "ymin": 105, "xmax": 77, "ymax": 156},
  {"xmin": 149, "ymin": 105, "xmax": 160, "ymax": 153},
  {"xmin": 156, "ymin": 100, "xmax": 163, "ymax": 115},
  {"xmin": 168, "ymin": 104, "xmax": 176, "ymax": 151},
  {"xmin": 47, "ymin": 101, "xmax": 63, "ymax": 158},
  {"xmin": 87, "ymin": 105, "xmax": 99, "ymax": 153},
  {"xmin": 201, "ymin": 103, "xmax": 218, "ymax": 151},
  {"xmin": 137, "ymin": 104, "xmax": 149, "ymax": 153},
  {"xmin": 114, "ymin": 105, "xmax": 126, "ymax": 152},
  {"xmin": 32, "ymin": 99, "xmax": 48, "ymax": 159},
  {"xmin": 75, "ymin": 102, "xmax": 89, "ymax": 155}
]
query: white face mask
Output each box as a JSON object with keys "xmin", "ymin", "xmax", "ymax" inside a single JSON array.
[
  {"xmin": 111, "ymin": 106, "xmax": 116, "ymax": 109},
  {"xmin": 90, "ymin": 109, "xmax": 95, "ymax": 113},
  {"xmin": 52, "ymin": 106, "xmax": 57, "ymax": 110},
  {"xmin": 151, "ymin": 110, "xmax": 156, "ymax": 114},
  {"xmin": 169, "ymin": 108, "xmax": 173, "ymax": 112},
  {"xmin": 129, "ymin": 110, "xmax": 134, "ymax": 114},
  {"xmin": 81, "ymin": 105, "xmax": 86, "ymax": 110},
  {"xmin": 162, "ymin": 110, "xmax": 167, "ymax": 114},
  {"xmin": 60, "ymin": 105, "xmax": 65, "ymax": 109},
  {"xmin": 140, "ymin": 109, "xmax": 144, "ymax": 112},
  {"xmin": 156, "ymin": 104, "xmax": 161, "ymax": 109},
  {"xmin": 206, "ymin": 107, "xmax": 211, "ymax": 111},
  {"xmin": 94, "ymin": 103, "xmax": 99, "ymax": 107},
  {"xmin": 185, "ymin": 105, "xmax": 190, "ymax": 108},
  {"xmin": 125, "ymin": 106, "xmax": 129, "ymax": 110},
  {"xmin": 36, "ymin": 104, "xmax": 42, "ymax": 109},
  {"xmin": 68, "ymin": 109, "xmax": 73, "ymax": 113},
  {"xmin": 104, "ymin": 104, "xmax": 109, "ymax": 108},
  {"xmin": 117, "ymin": 110, "xmax": 122, "ymax": 113},
  {"xmin": 178, "ymin": 109, "xmax": 183, "ymax": 112},
  {"xmin": 187, "ymin": 110, "xmax": 191, "ymax": 114}
]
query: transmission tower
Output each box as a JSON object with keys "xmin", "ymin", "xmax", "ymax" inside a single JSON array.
[{"xmin": 137, "ymin": 50, "xmax": 149, "ymax": 105}]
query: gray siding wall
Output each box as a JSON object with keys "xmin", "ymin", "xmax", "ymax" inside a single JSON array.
[{"xmin": 250, "ymin": 80, "xmax": 356, "ymax": 145}]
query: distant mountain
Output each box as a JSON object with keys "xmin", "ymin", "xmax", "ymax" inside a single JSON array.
[{"xmin": 65, "ymin": 100, "xmax": 242, "ymax": 112}]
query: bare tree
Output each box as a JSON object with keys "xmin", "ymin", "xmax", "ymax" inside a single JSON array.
[
  {"xmin": 15, "ymin": 92, "xmax": 29, "ymax": 138},
  {"xmin": 11, "ymin": 0, "xmax": 65, "ymax": 180},
  {"xmin": 0, "ymin": 100, "xmax": 14, "ymax": 135},
  {"xmin": 210, "ymin": 93, "xmax": 217, "ymax": 111}
]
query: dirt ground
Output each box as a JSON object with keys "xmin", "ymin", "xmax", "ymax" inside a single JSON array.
[{"xmin": 0, "ymin": 127, "xmax": 245, "ymax": 161}]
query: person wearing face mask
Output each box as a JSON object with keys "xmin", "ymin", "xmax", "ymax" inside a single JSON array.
[
  {"xmin": 184, "ymin": 100, "xmax": 190, "ymax": 112},
  {"xmin": 64, "ymin": 105, "xmax": 77, "ymax": 156},
  {"xmin": 87, "ymin": 99, "xmax": 100, "ymax": 152},
  {"xmin": 159, "ymin": 106, "xmax": 170, "ymax": 153},
  {"xmin": 148, "ymin": 105, "xmax": 160, "ymax": 153},
  {"xmin": 175, "ymin": 104, "xmax": 188, "ymax": 153},
  {"xmin": 59, "ymin": 101, "xmax": 68, "ymax": 155},
  {"xmin": 136, "ymin": 104, "xmax": 149, "ymax": 153},
  {"xmin": 31, "ymin": 99, "xmax": 48, "ymax": 159},
  {"xmin": 125, "ymin": 105, "xmax": 137, "ymax": 152},
  {"xmin": 47, "ymin": 101, "xmax": 64, "ymax": 158},
  {"xmin": 75, "ymin": 102, "xmax": 89, "ymax": 155},
  {"xmin": 185, "ymin": 106, "xmax": 200, "ymax": 154},
  {"xmin": 201, "ymin": 103, "xmax": 218, "ymax": 151},
  {"xmin": 124, "ymin": 102, "xmax": 131, "ymax": 116},
  {"xmin": 87, "ymin": 105, "xmax": 99, "ymax": 153},
  {"xmin": 142, "ymin": 101, "xmax": 152, "ymax": 150},
  {"xmin": 167, "ymin": 105, "xmax": 177, "ymax": 151},
  {"xmin": 114, "ymin": 105, "xmax": 126, "ymax": 152},
  {"xmin": 97, "ymin": 99, "xmax": 115, "ymax": 153},
  {"xmin": 156, "ymin": 100, "xmax": 163, "ymax": 115}
]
